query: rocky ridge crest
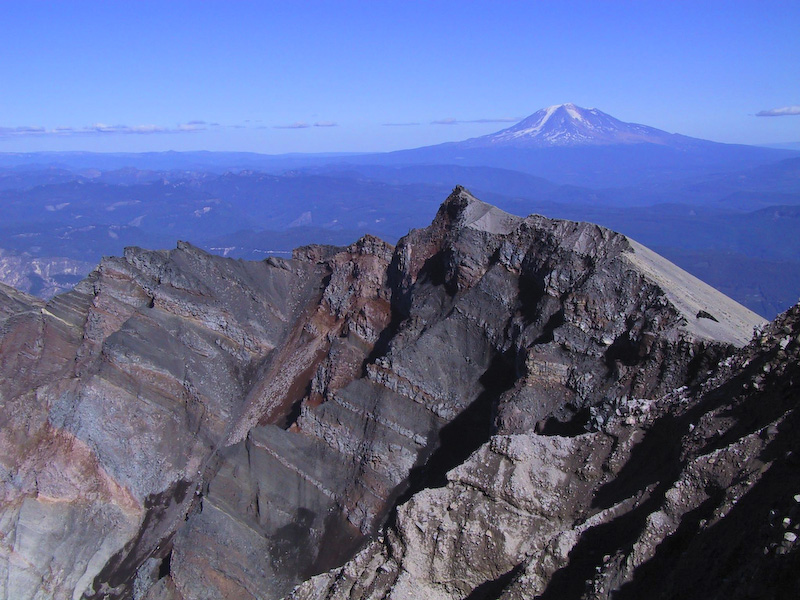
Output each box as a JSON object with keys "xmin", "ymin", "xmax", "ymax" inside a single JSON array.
[{"xmin": 0, "ymin": 187, "xmax": 779, "ymax": 600}]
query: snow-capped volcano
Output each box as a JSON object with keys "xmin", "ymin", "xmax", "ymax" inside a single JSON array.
[
  {"xmin": 372, "ymin": 104, "xmax": 788, "ymax": 188},
  {"xmin": 466, "ymin": 103, "xmax": 684, "ymax": 148}
]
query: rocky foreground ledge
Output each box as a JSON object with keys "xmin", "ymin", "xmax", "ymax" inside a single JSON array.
[{"xmin": 1, "ymin": 187, "xmax": 795, "ymax": 600}]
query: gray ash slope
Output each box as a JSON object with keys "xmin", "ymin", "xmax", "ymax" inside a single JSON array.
[{"xmin": 0, "ymin": 187, "xmax": 795, "ymax": 600}]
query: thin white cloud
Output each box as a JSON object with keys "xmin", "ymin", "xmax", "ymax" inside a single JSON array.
[
  {"xmin": 273, "ymin": 121, "xmax": 338, "ymax": 129},
  {"xmin": 382, "ymin": 122, "xmax": 421, "ymax": 127},
  {"xmin": 0, "ymin": 122, "xmax": 208, "ymax": 137},
  {"xmin": 0, "ymin": 126, "xmax": 47, "ymax": 135},
  {"xmin": 756, "ymin": 106, "xmax": 800, "ymax": 117},
  {"xmin": 431, "ymin": 116, "xmax": 520, "ymax": 125},
  {"xmin": 466, "ymin": 117, "xmax": 520, "ymax": 123}
]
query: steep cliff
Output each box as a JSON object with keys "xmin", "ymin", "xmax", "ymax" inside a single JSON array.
[
  {"xmin": 287, "ymin": 294, "xmax": 800, "ymax": 600},
  {"xmin": 0, "ymin": 187, "xmax": 773, "ymax": 600}
]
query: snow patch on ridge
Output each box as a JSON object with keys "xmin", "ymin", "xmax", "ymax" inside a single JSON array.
[{"xmin": 563, "ymin": 103, "xmax": 584, "ymax": 122}]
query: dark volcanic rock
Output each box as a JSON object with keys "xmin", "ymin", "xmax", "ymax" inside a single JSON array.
[
  {"xmin": 286, "ymin": 266, "xmax": 800, "ymax": 600},
  {"xmin": 0, "ymin": 188, "xmax": 770, "ymax": 600}
]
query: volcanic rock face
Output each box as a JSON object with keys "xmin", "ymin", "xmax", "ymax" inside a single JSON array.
[
  {"xmin": 288, "ymin": 297, "xmax": 800, "ymax": 600},
  {"xmin": 0, "ymin": 187, "xmax": 779, "ymax": 600}
]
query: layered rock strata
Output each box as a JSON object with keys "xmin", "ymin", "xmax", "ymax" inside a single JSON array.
[
  {"xmin": 0, "ymin": 188, "xmax": 767, "ymax": 600},
  {"xmin": 287, "ymin": 298, "xmax": 800, "ymax": 600}
]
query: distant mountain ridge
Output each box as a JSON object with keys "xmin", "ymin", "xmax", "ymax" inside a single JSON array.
[{"xmin": 371, "ymin": 104, "xmax": 794, "ymax": 188}]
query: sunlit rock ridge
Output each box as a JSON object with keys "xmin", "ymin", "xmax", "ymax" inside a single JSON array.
[{"xmin": 1, "ymin": 187, "xmax": 797, "ymax": 600}]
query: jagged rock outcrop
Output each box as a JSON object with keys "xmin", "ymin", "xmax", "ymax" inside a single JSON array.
[
  {"xmin": 287, "ymin": 299, "xmax": 800, "ymax": 600},
  {"xmin": 0, "ymin": 187, "xmax": 772, "ymax": 600}
]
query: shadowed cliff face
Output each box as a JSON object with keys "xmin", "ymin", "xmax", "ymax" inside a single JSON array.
[{"xmin": 0, "ymin": 188, "xmax": 768, "ymax": 600}]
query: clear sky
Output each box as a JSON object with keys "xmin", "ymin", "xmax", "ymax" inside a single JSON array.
[{"xmin": 1, "ymin": 0, "xmax": 799, "ymax": 153}]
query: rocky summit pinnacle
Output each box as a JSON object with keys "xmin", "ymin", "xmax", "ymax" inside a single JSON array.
[
  {"xmin": 1, "ymin": 188, "xmax": 797, "ymax": 600},
  {"xmin": 463, "ymin": 103, "xmax": 692, "ymax": 147}
]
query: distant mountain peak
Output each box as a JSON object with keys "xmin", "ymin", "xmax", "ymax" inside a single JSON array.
[
  {"xmin": 541, "ymin": 102, "xmax": 596, "ymax": 120},
  {"xmin": 464, "ymin": 103, "xmax": 684, "ymax": 148}
]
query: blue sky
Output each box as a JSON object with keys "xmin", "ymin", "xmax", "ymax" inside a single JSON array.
[{"xmin": 1, "ymin": 0, "xmax": 798, "ymax": 153}]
